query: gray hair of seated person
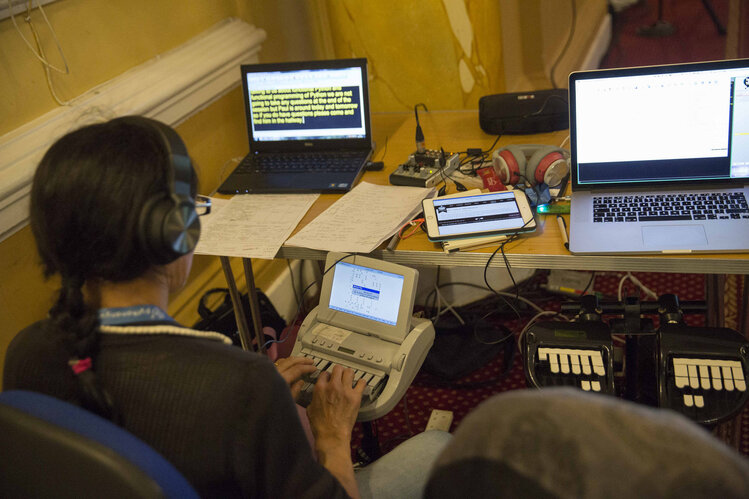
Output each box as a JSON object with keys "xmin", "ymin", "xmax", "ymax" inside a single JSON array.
[
  {"xmin": 424, "ymin": 387, "xmax": 749, "ymax": 498},
  {"xmin": 29, "ymin": 116, "xmax": 197, "ymax": 422}
]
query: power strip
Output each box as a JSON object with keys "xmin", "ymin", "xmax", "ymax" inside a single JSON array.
[
  {"xmin": 425, "ymin": 409, "xmax": 454, "ymax": 432},
  {"xmin": 389, "ymin": 151, "xmax": 460, "ymax": 188}
]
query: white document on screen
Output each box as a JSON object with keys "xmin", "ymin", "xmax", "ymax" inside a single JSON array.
[
  {"xmin": 194, "ymin": 194, "xmax": 319, "ymax": 259},
  {"xmin": 285, "ymin": 182, "xmax": 435, "ymax": 253}
]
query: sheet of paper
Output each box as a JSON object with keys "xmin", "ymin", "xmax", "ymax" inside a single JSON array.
[
  {"xmin": 195, "ymin": 194, "xmax": 319, "ymax": 259},
  {"xmin": 285, "ymin": 182, "xmax": 435, "ymax": 253}
]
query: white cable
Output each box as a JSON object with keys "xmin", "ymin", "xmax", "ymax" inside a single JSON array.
[
  {"xmin": 627, "ymin": 272, "xmax": 658, "ymax": 299},
  {"xmin": 617, "ymin": 274, "xmax": 627, "ymax": 301},
  {"xmin": 7, "ymin": 0, "xmax": 70, "ymax": 74},
  {"xmin": 433, "ymin": 284, "xmax": 465, "ymax": 325},
  {"xmin": 26, "ymin": 11, "xmax": 72, "ymax": 106},
  {"xmin": 517, "ymin": 310, "xmax": 570, "ymax": 354},
  {"xmin": 494, "ymin": 290, "xmax": 546, "ymax": 314},
  {"xmin": 559, "ymin": 134, "xmax": 570, "ymax": 149},
  {"xmin": 617, "ymin": 272, "xmax": 657, "ymax": 301}
]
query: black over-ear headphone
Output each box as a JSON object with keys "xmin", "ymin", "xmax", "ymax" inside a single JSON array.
[{"xmin": 129, "ymin": 116, "xmax": 201, "ymax": 265}]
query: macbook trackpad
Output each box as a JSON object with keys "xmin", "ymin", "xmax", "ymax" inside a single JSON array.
[{"xmin": 642, "ymin": 225, "xmax": 707, "ymax": 249}]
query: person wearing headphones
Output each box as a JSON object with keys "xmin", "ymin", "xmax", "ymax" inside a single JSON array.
[{"xmin": 2, "ymin": 116, "xmax": 450, "ymax": 498}]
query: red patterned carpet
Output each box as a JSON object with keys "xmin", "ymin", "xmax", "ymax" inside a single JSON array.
[
  {"xmin": 350, "ymin": 271, "xmax": 749, "ymax": 459},
  {"xmin": 601, "ymin": 0, "xmax": 729, "ymax": 69}
]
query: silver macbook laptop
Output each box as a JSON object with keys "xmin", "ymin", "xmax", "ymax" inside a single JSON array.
[
  {"xmin": 218, "ymin": 58, "xmax": 373, "ymax": 194},
  {"xmin": 569, "ymin": 58, "xmax": 749, "ymax": 254}
]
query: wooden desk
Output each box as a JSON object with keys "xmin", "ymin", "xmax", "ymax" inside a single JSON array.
[
  {"xmin": 230, "ymin": 109, "xmax": 749, "ymax": 350},
  {"xmin": 280, "ymin": 110, "xmax": 749, "ymax": 276}
]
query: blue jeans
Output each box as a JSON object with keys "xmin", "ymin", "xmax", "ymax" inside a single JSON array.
[{"xmin": 355, "ymin": 430, "xmax": 452, "ymax": 499}]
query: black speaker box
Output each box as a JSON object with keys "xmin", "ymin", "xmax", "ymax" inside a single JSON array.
[{"xmin": 478, "ymin": 89, "xmax": 569, "ymax": 135}]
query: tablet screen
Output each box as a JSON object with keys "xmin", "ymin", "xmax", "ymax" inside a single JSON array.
[{"xmin": 431, "ymin": 191, "xmax": 524, "ymax": 237}]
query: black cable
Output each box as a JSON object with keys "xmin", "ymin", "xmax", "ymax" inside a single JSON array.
[
  {"xmin": 377, "ymin": 135, "xmax": 389, "ymax": 162},
  {"xmin": 430, "ymin": 266, "xmax": 443, "ymax": 324},
  {"xmin": 455, "ymin": 134, "xmax": 502, "ymax": 177},
  {"xmin": 581, "ymin": 271, "xmax": 597, "ymax": 295},
  {"xmin": 523, "ymin": 94, "xmax": 568, "ymax": 119},
  {"xmin": 483, "ymin": 134, "xmax": 502, "ymax": 155},
  {"xmin": 421, "ymin": 277, "xmax": 546, "ymax": 321},
  {"xmin": 262, "ymin": 253, "xmax": 357, "ymax": 350},
  {"xmin": 482, "ymin": 216, "xmax": 537, "ymax": 320},
  {"xmin": 473, "ymin": 322, "xmax": 515, "ymax": 346},
  {"xmin": 550, "ymin": 0, "xmax": 577, "ymax": 89},
  {"xmin": 414, "ymin": 103, "xmax": 428, "ymax": 152}
]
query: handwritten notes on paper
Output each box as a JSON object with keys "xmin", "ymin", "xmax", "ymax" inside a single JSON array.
[
  {"xmin": 195, "ymin": 194, "xmax": 318, "ymax": 259},
  {"xmin": 285, "ymin": 182, "xmax": 435, "ymax": 253}
]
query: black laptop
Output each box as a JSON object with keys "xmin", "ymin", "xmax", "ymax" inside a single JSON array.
[{"xmin": 218, "ymin": 58, "xmax": 374, "ymax": 194}]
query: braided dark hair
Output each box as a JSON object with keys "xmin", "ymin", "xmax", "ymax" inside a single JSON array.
[{"xmin": 30, "ymin": 116, "xmax": 196, "ymax": 422}]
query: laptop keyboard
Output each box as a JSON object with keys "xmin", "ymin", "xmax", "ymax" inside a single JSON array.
[
  {"xmin": 593, "ymin": 192, "xmax": 749, "ymax": 223},
  {"xmin": 236, "ymin": 151, "xmax": 368, "ymax": 174}
]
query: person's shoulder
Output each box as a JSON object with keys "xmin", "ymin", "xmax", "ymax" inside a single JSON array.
[
  {"xmin": 104, "ymin": 325, "xmax": 279, "ymax": 377},
  {"xmin": 4, "ymin": 318, "xmax": 68, "ymax": 391},
  {"xmin": 8, "ymin": 318, "xmax": 57, "ymax": 351}
]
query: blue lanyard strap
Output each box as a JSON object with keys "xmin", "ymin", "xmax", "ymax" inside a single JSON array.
[{"xmin": 98, "ymin": 305, "xmax": 178, "ymax": 326}]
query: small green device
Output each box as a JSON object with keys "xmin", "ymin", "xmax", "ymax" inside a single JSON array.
[{"xmin": 536, "ymin": 202, "xmax": 570, "ymax": 214}]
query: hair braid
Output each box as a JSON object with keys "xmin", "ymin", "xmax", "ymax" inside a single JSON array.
[{"xmin": 51, "ymin": 275, "xmax": 121, "ymax": 424}]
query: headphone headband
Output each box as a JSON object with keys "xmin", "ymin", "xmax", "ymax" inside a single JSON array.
[
  {"xmin": 492, "ymin": 144, "xmax": 570, "ymax": 188},
  {"xmin": 123, "ymin": 116, "xmax": 200, "ymax": 265},
  {"xmin": 135, "ymin": 117, "xmax": 193, "ymax": 199}
]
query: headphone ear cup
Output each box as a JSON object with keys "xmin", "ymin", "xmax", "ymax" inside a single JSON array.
[
  {"xmin": 526, "ymin": 146, "xmax": 569, "ymax": 187},
  {"xmin": 492, "ymin": 145, "xmax": 526, "ymax": 185},
  {"xmin": 139, "ymin": 194, "xmax": 200, "ymax": 265}
]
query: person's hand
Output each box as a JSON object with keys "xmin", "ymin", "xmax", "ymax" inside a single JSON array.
[
  {"xmin": 273, "ymin": 356, "xmax": 316, "ymax": 401},
  {"xmin": 306, "ymin": 364, "xmax": 366, "ymax": 447}
]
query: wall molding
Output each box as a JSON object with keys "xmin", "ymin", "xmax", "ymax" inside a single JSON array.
[
  {"xmin": 0, "ymin": 0, "xmax": 57, "ymax": 21},
  {"xmin": 0, "ymin": 17, "xmax": 266, "ymax": 243}
]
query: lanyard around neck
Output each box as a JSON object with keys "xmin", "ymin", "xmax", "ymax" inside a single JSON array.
[{"xmin": 98, "ymin": 305, "xmax": 178, "ymax": 326}]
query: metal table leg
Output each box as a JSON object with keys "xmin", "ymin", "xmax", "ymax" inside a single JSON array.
[
  {"xmin": 243, "ymin": 258, "xmax": 266, "ymax": 355},
  {"xmin": 220, "ymin": 256, "xmax": 253, "ymax": 351},
  {"xmin": 706, "ymin": 274, "xmax": 725, "ymax": 328}
]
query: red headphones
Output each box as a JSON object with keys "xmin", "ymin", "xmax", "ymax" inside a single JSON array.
[{"xmin": 491, "ymin": 144, "xmax": 570, "ymax": 187}]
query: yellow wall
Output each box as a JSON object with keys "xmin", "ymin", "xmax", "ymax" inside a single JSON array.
[
  {"xmin": 314, "ymin": 0, "xmax": 607, "ymax": 112},
  {"xmin": 500, "ymin": 0, "xmax": 608, "ymax": 91},
  {"xmin": 0, "ymin": 0, "xmax": 289, "ymax": 384},
  {"xmin": 319, "ymin": 0, "xmax": 504, "ymax": 111},
  {"xmin": 0, "ymin": 0, "xmax": 607, "ymax": 384}
]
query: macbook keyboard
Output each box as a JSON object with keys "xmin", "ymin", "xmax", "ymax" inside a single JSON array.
[
  {"xmin": 592, "ymin": 192, "xmax": 749, "ymax": 223},
  {"xmin": 235, "ymin": 151, "xmax": 368, "ymax": 174}
]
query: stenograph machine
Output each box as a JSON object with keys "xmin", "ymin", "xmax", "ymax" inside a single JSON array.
[{"xmin": 291, "ymin": 252, "xmax": 434, "ymax": 421}]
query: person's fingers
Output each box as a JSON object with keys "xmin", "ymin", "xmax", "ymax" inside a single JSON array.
[
  {"xmin": 284, "ymin": 356, "xmax": 314, "ymax": 367},
  {"xmin": 316, "ymin": 369, "xmax": 331, "ymax": 389},
  {"xmin": 290, "ymin": 379, "xmax": 304, "ymax": 400},
  {"xmin": 274, "ymin": 356, "xmax": 313, "ymax": 371},
  {"xmin": 328, "ymin": 364, "xmax": 344, "ymax": 386},
  {"xmin": 353, "ymin": 377, "xmax": 367, "ymax": 395},
  {"xmin": 283, "ymin": 363, "xmax": 317, "ymax": 380},
  {"xmin": 341, "ymin": 367, "xmax": 355, "ymax": 389}
]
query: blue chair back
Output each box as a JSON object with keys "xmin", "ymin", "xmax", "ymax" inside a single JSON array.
[{"xmin": 0, "ymin": 390, "xmax": 199, "ymax": 499}]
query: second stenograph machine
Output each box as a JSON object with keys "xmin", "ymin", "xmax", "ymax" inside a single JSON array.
[
  {"xmin": 569, "ymin": 58, "xmax": 749, "ymax": 254},
  {"xmin": 291, "ymin": 252, "xmax": 434, "ymax": 421}
]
